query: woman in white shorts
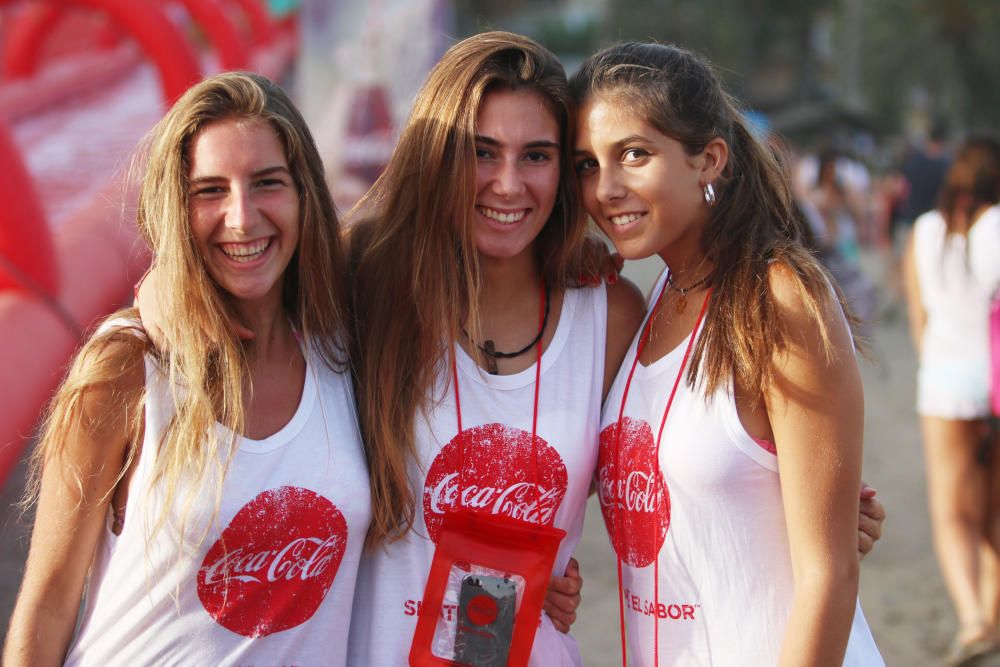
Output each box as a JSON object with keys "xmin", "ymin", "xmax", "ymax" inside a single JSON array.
[{"xmin": 904, "ymin": 137, "xmax": 1000, "ymax": 664}]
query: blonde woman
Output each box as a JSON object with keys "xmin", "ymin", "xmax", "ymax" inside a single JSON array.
[{"xmin": 3, "ymin": 73, "xmax": 370, "ymax": 666}]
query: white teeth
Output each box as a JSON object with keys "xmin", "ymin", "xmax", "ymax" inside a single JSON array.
[
  {"xmin": 220, "ymin": 238, "xmax": 270, "ymax": 262},
  {"xmin": 478, "ymin": 206, "xmax": 527, "ymax": 224},
  {"xmin": 609, "ymin": 212, "xmax": 644, "ymax": 226}
]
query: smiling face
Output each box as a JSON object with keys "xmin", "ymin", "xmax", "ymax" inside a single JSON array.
[
  {"xmin": 187, "ymin": 117, "xmax": 300, "ymax": 309},
  {"xmin": 472, "ymin": 88, "xmax": 561, "ymax": 263},
  {"xmin": 574, "ymin": 96, "xmax": 721, "ymax": 263}
]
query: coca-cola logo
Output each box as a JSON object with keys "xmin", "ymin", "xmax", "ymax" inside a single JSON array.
[
  {"xmin": 423, "ymin": 423, "xmax": 568, "ymax": 543},
  {"xmin": 598, "ymin": 418, "xmax": 670, "ymax": 567},
  {"xmin": 197, "ymin": 486, "xmax": 347, "ymax": 637}
]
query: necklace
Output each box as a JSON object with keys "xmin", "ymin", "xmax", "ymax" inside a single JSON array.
[
  {"xmin": 666, "ymin": 272, "xmax": 710, "ymax": 313},
  {"xmin": 452, "ymin": 279, "xmax": 546, "ymax": 507},
  {"xmin": 463, "ymin": 283, "xmax": 551, "ymax": 375}
]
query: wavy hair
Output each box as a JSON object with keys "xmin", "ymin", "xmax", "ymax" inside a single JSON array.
[
  {"xmin": 571, "ymin": 42, "xmax": 848, "ymax": 396},
  {"xmin": 26, "ymin": 72, "xmax": 348, "ymax": 549},
  {"xmin": 350, "ymin": 31, "xmax": 588, "ymax": 547}
]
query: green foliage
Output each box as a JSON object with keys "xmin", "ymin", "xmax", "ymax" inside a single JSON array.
[
  {"xmin": 451, "ymin": 0, "xmax": 1000, "ymax": 134},
  {"xmin": 860, "ymin": 0, "xmax": 1000, "ymax": 133}
]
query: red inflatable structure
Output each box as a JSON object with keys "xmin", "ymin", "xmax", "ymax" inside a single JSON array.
[
  {"xmin": 0, "ymin": 119, "xmax": 57, "ymax": 296},
  {"xmin": 0, "ymin": 0, "xmax": 296, "ymax": 487}
]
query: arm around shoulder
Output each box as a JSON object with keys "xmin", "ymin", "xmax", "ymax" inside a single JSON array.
[
  {"xmin": 764, "ymin": 263, "xmax": 865, "ymax": 667},
  {"xmin": 3, "ymin": 331, "xmax": 145, "ymax": 667}
]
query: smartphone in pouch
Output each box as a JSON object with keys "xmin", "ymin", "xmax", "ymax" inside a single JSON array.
[{"xmin": 454, "ymin": 574, "xmax": 518, "ymax": 667}]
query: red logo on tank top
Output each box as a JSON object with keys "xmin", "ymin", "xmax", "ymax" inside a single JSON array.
[
  {"xmin": 423, "ymin": 423, "xmax": 568, "ymax": 543},
  {"xmin": 197, "ymin": 486, "xmax": 348, "ymax": 637},
  {"xmin": 597, "ymin": 418, "xmax": 670, "ymax": 567}
]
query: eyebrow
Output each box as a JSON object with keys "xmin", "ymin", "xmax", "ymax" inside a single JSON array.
[
  {"xmin": 574, "ymin": 134, "xmax": 654, "ymax": 156},
  {"xmin": 475, "ymin": 135, "xmax": 560, "ymax": 150},
  {"xmin": 189, "ymin": 165, "xmax": 291, "ymax": 184}
]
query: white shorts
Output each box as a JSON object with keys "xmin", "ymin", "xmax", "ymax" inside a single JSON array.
[{"xmin": 917, "ymin": 359, "xmax": 992, "ymax": 419}]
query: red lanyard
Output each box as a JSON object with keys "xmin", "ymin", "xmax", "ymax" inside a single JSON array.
[
  {"xmin": 451, "ymin": 280, "xmax": 547, "ymax": 510},
  {"xmin": 611, "ymin": 272, "xmax": 712, "ymax": 667}
]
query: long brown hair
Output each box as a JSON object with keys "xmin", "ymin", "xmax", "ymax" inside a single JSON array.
[
  {"xmin": 571, "ymin": 42, "xmax": 846, "ymax": 397},
  {"xmin": 936, "ymin": 136, "xmax": 1000, "ymax": 235},
  {"xmin": 26, "ymin": 72, "xmax": 349, "ymax": 548},
  {"xmin": 350, "ymin": 31, "xmax": 588, "ymax": 547}
]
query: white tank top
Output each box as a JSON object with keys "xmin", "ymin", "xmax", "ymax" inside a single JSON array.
[
  {"xmin": 348, "ymin": 285, "xmax": 607, "ymax": 666},
  {"xmin": 913, "ymin": 206, "xmax": 1000, "ymax": 368},
  {"xmin": 64, "ymin": 328, "xmax": 371, "ymax": 667},
  {"xmin": 598, "ymin": 270, "xmax": 883, "ymax": 666}
]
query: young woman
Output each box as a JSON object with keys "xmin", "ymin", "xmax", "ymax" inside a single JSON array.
[
  {"xmin": 903, "ymin": 138, "xmax": 1000, "ymax": 665},
  {"xmin": 3, "ymin": 72, "xmax": 371, "ymax": 666},
  {"xmin": 346, "ymin": 32, "xmax": 647, "ymax": 666},
  {"xmin": 571, "ymin": 43, "xmax": 884, "ymax": 665}
]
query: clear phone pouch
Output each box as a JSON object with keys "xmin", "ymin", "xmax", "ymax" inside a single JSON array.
[
  {"xmin": 410, "ymin": 509, "xmax": 565, "ymax": 667},
  {"xmin": 429, "ymin": 562, "xmax": 524, "ymax": 665}
]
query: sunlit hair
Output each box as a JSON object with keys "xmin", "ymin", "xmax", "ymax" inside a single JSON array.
[
  {"xmin": 25, "ymin": 72, "xmax": 348, "ymax": 550},
  {"xmin": 571, "ymin": 42, "xmax": 849, "ymax": 396},
  {"xmin": 349, "ymin": 31, "xmax": 587, "ymax": 547},
  {"xmin": 936, "ymin": 136, "xmax": 1000, "ymax": 235}
]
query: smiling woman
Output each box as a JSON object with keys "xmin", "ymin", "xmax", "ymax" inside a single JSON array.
[
  {"xmin": 472, "ymin": 88, "xmax": 561, "ymax": 262},
  {"xmin": 3, "ymin": 72, "xmax": 370, "ymax": 667},
  {"xmin": 570, "ymin": 42, "xmax": 884, "ymax": 666},
  {"xmin": 188, "ymin": 118, "xmax": 300, "ymax": 306},
  {"xmin": 347, "ymin": 31, "xmax": 648, "ymax": 666}
]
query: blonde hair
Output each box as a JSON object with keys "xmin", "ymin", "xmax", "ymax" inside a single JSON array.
[
  {"xmin": 350, "ymin": 31, "xmax": 589, "ymax": 547},
  {"xmin": 26, "ymin": 72, "xmax": 349, "ymax": 548}
]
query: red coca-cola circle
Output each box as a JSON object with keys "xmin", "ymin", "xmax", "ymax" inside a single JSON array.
[
  {"xmin": 597, "ymin": 417, "xmax": 670, "ymax": 568},
  {"xmin": 466, "ymin": 593, "xmax": 499, "ymax": 626},
  {"xmin": 422, "ymin": 423, "xmax": 568, "ymax": 543},
  {"xmin": 197, "ymin": 486, "xmax": 347, "ymax": 637}
]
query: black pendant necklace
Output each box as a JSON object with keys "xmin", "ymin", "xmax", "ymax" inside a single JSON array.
[
  {"xmin": 464, "ymin": 283, "xmax": 551, "ymax": 375},
  {"xmin": 666, "ymin": 273, "xmax": 710, "ymax": 314}
]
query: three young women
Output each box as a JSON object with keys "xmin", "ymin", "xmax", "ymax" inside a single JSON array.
[
  {"xmin": 21, "ymin": 32, "xmax": 886, "ymax": 666},
  {"xmin": 3, "ymin": 73, "xmax": 370, "ymax": 666},
  {"xmin": 571, "ymin": 43, "xmax": 884, "ymax": 664}
]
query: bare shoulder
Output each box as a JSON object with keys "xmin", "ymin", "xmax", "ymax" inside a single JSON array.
[
  {"xmin": 67, "ymin": 320, "xmax": 148, "ymax": 444},
  {"xmin": 606, "ymin": 277, "xmax": 646, "ymax": 330},
  {"xmin": 603, "ymin": 277, "xmax": 647, "ymax": 399},
  {"xmin": 766, "ymin": 260, "xmax": 852, "ymax": 355}
]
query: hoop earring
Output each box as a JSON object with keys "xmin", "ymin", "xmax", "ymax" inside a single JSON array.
[{"xmin": 703, "ymin": 182, "xmax": 717, "ymax": 207}]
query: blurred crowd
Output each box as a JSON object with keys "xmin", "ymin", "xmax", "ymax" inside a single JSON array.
[{"xmin": 781, "ymin": 124, "xmax": 955, "ymax": 336}]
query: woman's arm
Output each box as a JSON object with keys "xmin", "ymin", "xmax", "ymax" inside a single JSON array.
[
  {"xmin": 765, "ymin": 264, "xmax": 864, "ymax": 667},
  {"xmin": 3, "ymin": 340, "xmax": 143, "ymax": 667},
  {"xmin": 901, "ymin": 232, "xmax": 926, "ymax": 355}
]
